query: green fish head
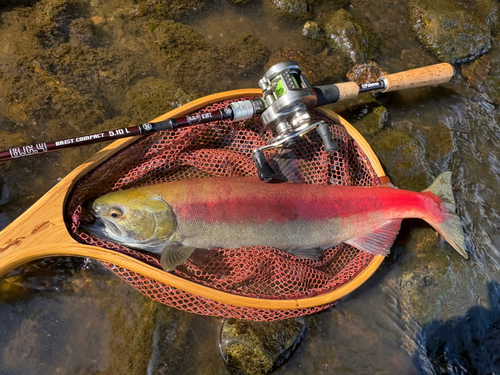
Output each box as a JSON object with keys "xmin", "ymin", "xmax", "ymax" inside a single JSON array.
[{"xmin": 86, "ymin": 188, "xmax": 176, "ymax": 253}]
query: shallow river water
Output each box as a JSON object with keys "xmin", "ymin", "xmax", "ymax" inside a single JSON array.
[{"xmin": 1, "ymin": 0, "xmax": 500, "ymax": 374}]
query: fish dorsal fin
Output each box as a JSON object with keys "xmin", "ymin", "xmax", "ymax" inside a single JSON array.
[
  {"xmin": 345, "ymin": 219, "xmax": 402, "ymax": 256},
  {"xmin": 160, "ymin": 243, "xmax": 196, "ymax": 271}
]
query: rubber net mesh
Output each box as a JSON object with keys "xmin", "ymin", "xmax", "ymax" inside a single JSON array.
[{"xmin": 66, "ymin": 98, "xmax": 380, "ymax": 321}]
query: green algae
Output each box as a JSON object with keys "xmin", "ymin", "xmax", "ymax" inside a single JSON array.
[
  {"xmin": 407, "ymin": 0, "xmax": 492, "ymax": 63},
  {"xmin": 124, "ymin": 77, "xmax": 199, "ymax": 122},
  {"xmin": 220, "ymin": 317, "xmax": 306, "ymax": 375},
  {"xmin": 321, "ymin": 9, "xmax": 379, "ymax": 64}
]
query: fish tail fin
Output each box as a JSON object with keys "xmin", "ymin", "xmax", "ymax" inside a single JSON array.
[{"xmin": 423, "ymin": 172, "xmax": 468, "ymax": 259}]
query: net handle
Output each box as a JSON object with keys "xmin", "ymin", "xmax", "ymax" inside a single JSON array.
[{"xmin": 0, "ymin": 92, "xmax": 385, "ymax": 310}]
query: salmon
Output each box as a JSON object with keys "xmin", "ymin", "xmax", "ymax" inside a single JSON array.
[{"xmin": 86, "ymin": 172, "xmax": 467, "ymax": 271}]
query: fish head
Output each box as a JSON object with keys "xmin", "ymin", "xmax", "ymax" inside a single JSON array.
[{"xmin": 84, "ymin": 188, "xmax": 176, "ymax": 253}]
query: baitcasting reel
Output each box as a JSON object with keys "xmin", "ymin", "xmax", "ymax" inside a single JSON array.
[{"xmin": 229, "ymin": 60, "xmax": 359, "ymax": 180}]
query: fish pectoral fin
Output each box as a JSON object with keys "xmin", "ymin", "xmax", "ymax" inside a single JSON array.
[
  {"xmin": 345, "ymin": 219, "xmax": 402, "ymax": 256},
  {"xmin": 288, "ymin": 247, "xmax": 322, "ymax": 260},
  {"xmin": 160, "ymin": 244, "xmax": 196, "ymax": 271}
]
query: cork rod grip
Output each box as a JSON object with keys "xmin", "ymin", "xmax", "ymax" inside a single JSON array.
[{"xmin": 382, "ymin": 63, "xmax": 455, "ymax": 93}]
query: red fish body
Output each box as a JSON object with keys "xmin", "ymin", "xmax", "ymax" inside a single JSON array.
[
  {"xmin": 90, "ymin": 172, "xmax": 467, "ymax": 270},
  {"xmin": 142, "ymin": 173, "xmax": 466, "ymax": 258}
]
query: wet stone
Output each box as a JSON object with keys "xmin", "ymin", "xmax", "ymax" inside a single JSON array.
[
  {"xmin": 393, "ymin": 229, "xmax": 476, "ymax": 326},
  {"xmin": 346, "ymin": 60, "xmax": 387, "ymax": 85},
  {"xmin": 462, "ymin": 55, "xmax": 491, "ymax": 90},
  {"xmin": 478, "ymin": 36, "xmax": 500, "ymax": 105},
  {"xmin": 267, "ymin": 0, "xmax": 310, "ymax": 20},
  {"xmin": 124, "ymin": 77, "xmax": 199, "ymax": 123},
  {"xmin": 407, "ymin": 0, "xmax": 492, "ymax": 63},
  {"xmin": 133, "ymin": 0, "xmax": 207, "ymax": 19},
  {"xmin": 302, "ymin": 21, "xmax": 322, "ymax": 40},
  {"xmin": 322, "ymin": 9, "xmax": 378, "ymax": 63},
  {"xmin": 352, "ymin": 105, "xmax": 388, "ymax": 139},
  {"xmin": 370, "ymin": 127, "xmax": 430, "ymax": 190},
  {"xmin": 220, "ymin": 317, "xmax": 307, "ymax": 375}
]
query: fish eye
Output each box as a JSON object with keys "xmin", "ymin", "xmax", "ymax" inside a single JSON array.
[{"xmin": 108, "ymin": 207, "xmax": 123, "ymax": 219}]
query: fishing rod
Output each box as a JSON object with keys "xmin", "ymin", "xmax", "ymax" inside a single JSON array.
[{"xmin": 0, "ymin": 61, "xmax": 455, "ymax": 179}]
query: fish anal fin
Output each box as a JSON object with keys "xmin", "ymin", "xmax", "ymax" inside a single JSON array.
[
  {"xmin": 160, "ymin": 243, "xmax": 196, "ymax": 271},
  {"xmin": 345, "ymin": 219, "xmax": 402, "ymax": 256}
]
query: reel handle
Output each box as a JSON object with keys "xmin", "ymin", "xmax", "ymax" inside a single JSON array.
[
  {"xmin": 252, "ymin": 150, "xmax": 275, "ymax": 181},
  {"xmin": 381, "ymin": 63, "xmax": 455, "ymax": 93}
]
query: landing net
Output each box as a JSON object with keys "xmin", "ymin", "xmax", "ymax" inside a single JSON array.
[{"xmin": 66, "ymin": 98, "xmax": 380, "ymax": 321}]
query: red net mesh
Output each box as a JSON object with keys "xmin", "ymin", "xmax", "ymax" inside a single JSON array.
[{"xmin": 66, "ymin": 98, "xmax": 380, "ymax": 321}]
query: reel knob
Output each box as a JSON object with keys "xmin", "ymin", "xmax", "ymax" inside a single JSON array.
[
  {"xmin": 252, "ymin": 150, "xmax": 275, "ymax": 181},
  {"xmin": 316, "ymin": 122, "xmax": 339, "ymax": 152}
]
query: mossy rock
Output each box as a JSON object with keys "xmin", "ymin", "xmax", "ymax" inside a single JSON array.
[
  {"xmin": 220, "ymin": 317, "xmax": 307, "ymax": 375},
  {"xmin": 150, "ymin": 20, "xmax": 268, "ymax": 94},
  {"xmin": 346, "ymin": 61, "xmax": 388, "ymax": 85},
  {"xmin": 480, "ymin": 36, "xmax": 500, "ymax": 105},
  {"xmin": 133, "ymin": 0, "xmax": 207, "ymax": 19},
  {"xmin": 370, "ymin": 127, "xmax": 430, "ymax": 190},
  {"xmin": 124, "ymin": 77, "xmax": 199, "ymax": 122},
  {"xmin": 396, "ymin": 232, "xmax": 476, "ymax": 326},
  {"xmin": 322, "ymin": 9, "xmax": 379, "ymax": 63},
  {"xmin": 267, "ymin": 0, "xmax": 310, "ymax": 20},
  {"xmin": 352, "ymin": 105, "xmax": 388, "ymax": 139},
  {"xmin": 407, "ymin": 0, "xmax": 492, "ymax": 63},
  {"xmin": 302, "ymin": 21, "xmax": 323, "ymax": 40}
]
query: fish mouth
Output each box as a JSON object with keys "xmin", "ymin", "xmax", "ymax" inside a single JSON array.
[{"xmin": 79, "ymin": 202, "xmax": 126, "ymax": 242}]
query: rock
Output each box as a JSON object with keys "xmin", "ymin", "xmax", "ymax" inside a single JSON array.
[
  {"xmin": 26, "ymin": 0, "xmax": 90, "ymax": 49},
  {"xmin": 352, "ymin": 105, "xmax": 388, "ymax": 138},
  {"xmin": 346, "ymin": 60, "xmax": 387, "ymax": 85},
  {"xmin": 407, "ymin": 0, "xmax": 492, "ymax": 63},
  {"xmin": 370, "ymin": 127, "xmax": 430, "ymax": 190},
  {"xmin": 133, "ymin": 0, "xmax": 207, "ymax": 19},
  {"xmin": 462, "ymin": 55, "xmax": 491, "ymax": 89},
  {"xmin": 267, "ymin": 0, "xmax": 310, "ymax": 20},
  {"xmin": 456, "ymin": 0, "xmax": 500, "ymax": 33},
  {"xmin": 225, "ymin": 33, "xmax": 269, "ymax": 75},
  {"xmin": 220, "ymin": 317, "xmax": 307, "ymax": 375},
  {"xmin": 68, "ymin": 17, "xmax": 98, "ymax": 47},
  {"xmin": 302, "ymin": 21, "xmax": 323, "ymax": 40},
  {"xmin": 266, "ymin": 47, "xmax": 347, "ymax": 85},
  {"xmin": 0, "ymin": 130, "xmax": 28, "ymax": 150},
  {"xmin": 124, "ymin": 77, "xmax": 198, "ymax": 122},
  {"xmin": 150, "ymin": 20, "xmax": 268, "ymax": 94},
  {"xmin": 322, "ymin": 9, "xmax": 378, "ymax": 63},
  {"xmin": 396, "ymin": 229, "xmax": 476, "ymax": 326},
  {"xmin": 479, "ymin": 36, "xmax": 500, "ymax": 105}
]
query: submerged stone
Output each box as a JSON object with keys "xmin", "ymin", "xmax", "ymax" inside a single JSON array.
[
  {"xmin": 268, "ymin": 0, "xmax": 310, "ymax": 20},
  {"xmin": 370, "ymin": 127, "xmax": 430, "ymax": 190},
  {"xmin": 150, "ymin": 20, "xmax": 269, "ymax": 94},
  {"xmin": 352, "ymin": 105, "xmax": 388, "ymax": 139},
  {"xmin": 133, "ymin": 0, "xmax": 207, "ymax": 19},
  {"xmin": 407, "ymin": 0, "xmax": 492, "ymax": 63},
  {"xmin": 302, "ymin": 21, "xmax": 323, "ymax": 40},
  {"xmin": 462, "ymin": 55, "xmax": 491, "ymax": 90},
  {"xmin": 220, "ymin": 317, "xmax": 307, "ymax": 375},
  {"xmin": 124, "ymin": 77, "xmax": 199, "ymax": 122},
  {"xmin": 322, "ymin": 9, "xmax": 378, "ymax": 63}
]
